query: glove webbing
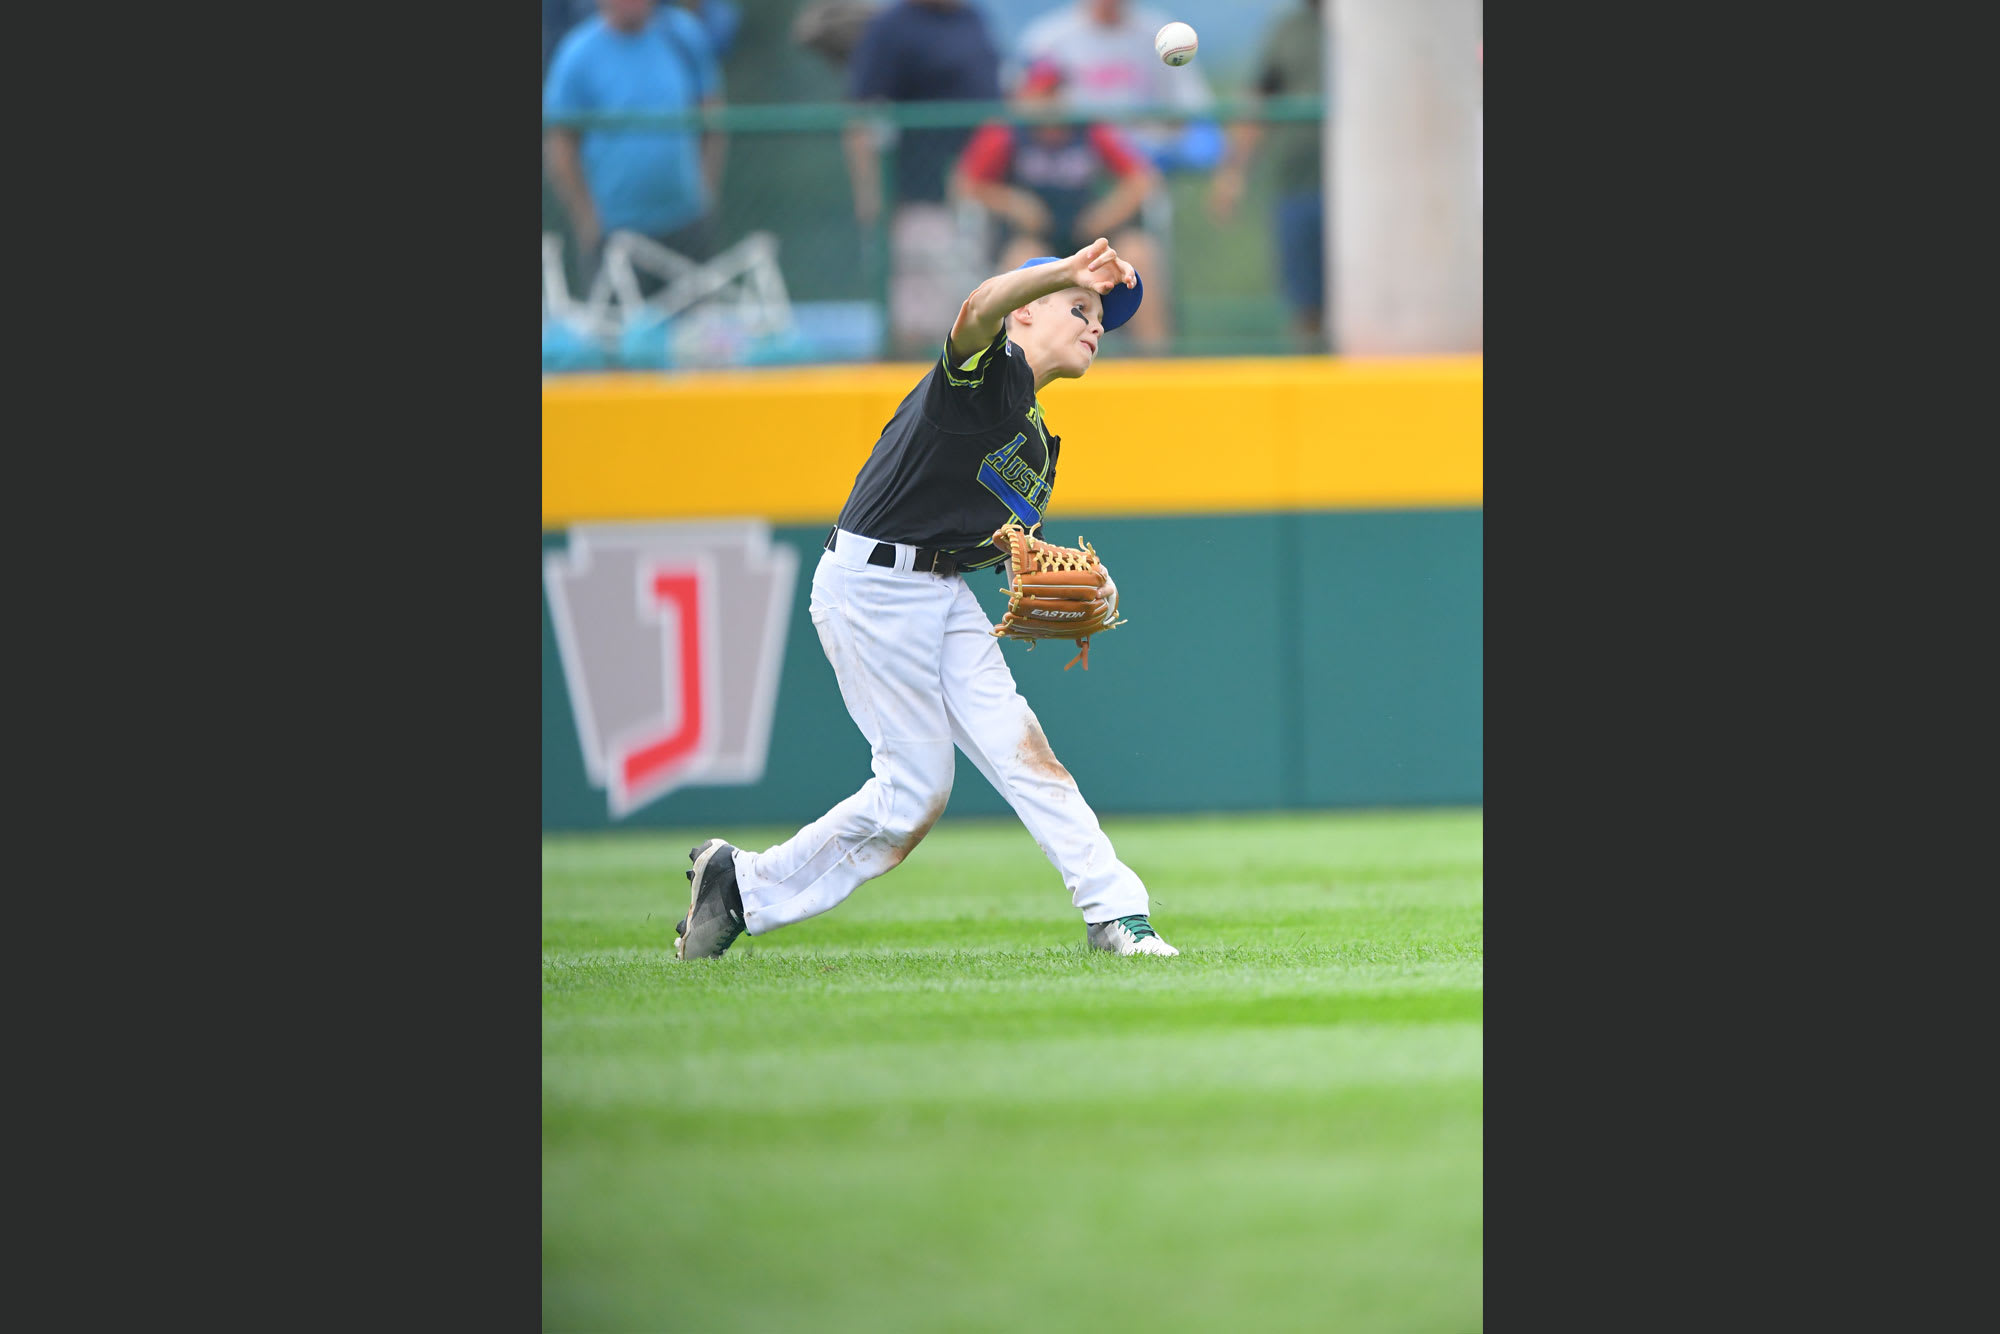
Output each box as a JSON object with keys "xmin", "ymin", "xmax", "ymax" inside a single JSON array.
[{"xmin": 992, "ymin": 519, "xmax": 1127, "ymax": 670}]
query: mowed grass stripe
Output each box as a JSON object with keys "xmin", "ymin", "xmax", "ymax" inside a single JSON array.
[
  {"xmin": 543, "ymin": 808, "xmax": 1482, "ymax": 1333},
  {"xmin": 544, "ymin": 1024, "xmax": 1481, "ymax": 1120}
]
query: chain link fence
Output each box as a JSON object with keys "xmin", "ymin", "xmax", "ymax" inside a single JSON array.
[{"xmin": 542, "ymin": 97, "xmax": 1326, "ymax": 371}]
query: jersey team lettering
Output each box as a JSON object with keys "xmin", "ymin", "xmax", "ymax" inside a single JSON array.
[{"xmin": 978, "ymin": 433, "xmax": 1052, "ymax": 528}]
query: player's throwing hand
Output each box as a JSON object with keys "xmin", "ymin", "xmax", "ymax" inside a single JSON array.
[{"xmin": 1067, "ymin": 237, "xmax": 1138, "ymax": 299}]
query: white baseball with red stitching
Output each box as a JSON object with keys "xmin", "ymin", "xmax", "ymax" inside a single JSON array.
[{"xmin": 1155, "ymin": 22, "xmax": 1198, "ymax": 67}]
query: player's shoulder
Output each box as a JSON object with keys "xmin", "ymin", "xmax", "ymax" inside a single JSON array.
[
  {"xmin": 937, "ymin": 324, "xmax": 1010, "ymax": 379},
  {"xmin": 924, "ymin": 331, "xmax": 1030, "ymax": 427}
]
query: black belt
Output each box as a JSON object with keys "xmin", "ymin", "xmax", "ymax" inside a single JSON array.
[{"xmin": 825, "ymin": 526, "xmax": 959, "ymax": 577}]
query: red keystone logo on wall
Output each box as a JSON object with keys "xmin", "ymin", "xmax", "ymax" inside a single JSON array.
[{"xmin": 544, "ymin": 523, "xmax": 799, "ymax": 818}]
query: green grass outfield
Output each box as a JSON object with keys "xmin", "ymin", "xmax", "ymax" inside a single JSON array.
[{"xmin": 543, "ymin": 808, "xmax": 1483, "ymax": 1333}]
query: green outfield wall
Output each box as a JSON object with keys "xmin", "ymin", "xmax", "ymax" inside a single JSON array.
[{"xmin": 541, "ymin": 509, "xmax": 1480, "ymax": 830}]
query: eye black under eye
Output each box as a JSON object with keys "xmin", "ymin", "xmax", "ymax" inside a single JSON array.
[{"xmin": 1071, "ymin": 305, "xmax": 1087, "ymax": 321}]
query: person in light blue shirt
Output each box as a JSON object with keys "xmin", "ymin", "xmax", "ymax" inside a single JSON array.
[
  {"xmin": 544, "ymin": 0, "xmax": 726, "ymax": 285},
  {"xmin": 544, "ymin": 0, "xmax": 741, "ymax": 74}
]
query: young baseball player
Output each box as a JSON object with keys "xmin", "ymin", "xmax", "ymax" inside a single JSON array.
[{"xmin": 676, "ymin": 237, "xmax": 1178, "ymax": 960}]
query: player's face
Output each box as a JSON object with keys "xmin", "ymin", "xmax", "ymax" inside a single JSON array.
[{"xmin": 1044, "ymin": 288, "xmax": 1106, "ymax": 378}]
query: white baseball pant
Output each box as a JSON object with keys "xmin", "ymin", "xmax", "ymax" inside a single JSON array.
[{"xmin": 731, "ymin": 528, "xmax": 1151, "ymax": 934}]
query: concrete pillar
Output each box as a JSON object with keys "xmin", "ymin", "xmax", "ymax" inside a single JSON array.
[{"xmin": 1328, "ymin": 0, "xmax": 1483, "ymax": 354}]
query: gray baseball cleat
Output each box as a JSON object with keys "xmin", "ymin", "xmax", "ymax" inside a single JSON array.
[
  {"xmin": 1086, "ymin": 914, "xmax": 1180, "ymax": 956},
  {"xmin": 676, "ymin": 838, "xmax": 747, "ymax": 960}
]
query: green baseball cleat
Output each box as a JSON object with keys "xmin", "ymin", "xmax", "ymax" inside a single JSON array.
[
  {"xmin": 1086, "ymin": 914, "xmax": 1179, "ymax": 956},
  {"xmin": 676, "ymin": 839, "xmax": 747, "ymax": 960}
]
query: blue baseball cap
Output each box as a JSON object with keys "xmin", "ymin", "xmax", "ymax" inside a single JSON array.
[{"xmin": 1015, "ymin": 255, "xmax": 1144, "ymax": 332}]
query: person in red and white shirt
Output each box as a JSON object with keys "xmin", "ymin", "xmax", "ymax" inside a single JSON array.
[
  {"xmin": 952, "ymin": 59, "xmax": 1165, "ymax": 350},
  {"xmin": 1015, "ymin": 0, "xmax": 1215, "ymax": 162}
]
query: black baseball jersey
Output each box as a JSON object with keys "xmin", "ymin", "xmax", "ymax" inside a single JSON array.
[{"xmin": 835, "ymin": 324, "xmax": 1060, "ymax": 573}]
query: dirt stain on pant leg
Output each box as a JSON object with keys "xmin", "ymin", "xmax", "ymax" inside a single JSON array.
[
  {"xmin": 882, "ymin": 788, "xmax": 950, "ymax": 870},
  {"xmin": 1019, "ymin": 719, "xmax": 1073, "ymax": 784}
]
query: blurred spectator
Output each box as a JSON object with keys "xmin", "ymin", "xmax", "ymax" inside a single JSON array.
[
  {"xmin": 952, "ymin": 59, "xmax": 1164, "ymax": 346},
  {"xmin": 544, "ymin": 0, "xmax": 582, "ymax": 74},
  {"xmin": 1016, "ymin": 0, "xmax": 1218, "ymax": 171},
  {"xmin": 684, "ymin": 0, "xmax": 742, "ymax": 61},
  {"xmin": 545, "ymin": 0, "xmax": 741, "ymax": 75},
  {"xmin": 792, "ymin": 1, "xmax": 879, "ymax": 71},
  {"xmin": 1015, "ymin": 0, "xmax": 1215, "ymax": 352},
  {"xmin": 1208, "ymin": 0, "xmax": 1326, "ymax": 343},
  {"xmin": 544, "ymin": 0, "xmax": 728, "ymax": 289},
  {"xmin": 843, "ymin": 0, "xmax": 1002, "ymax": 359}
]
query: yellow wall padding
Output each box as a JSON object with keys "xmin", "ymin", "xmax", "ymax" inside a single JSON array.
[{"xmin": 542, "ymin": 355, "xmax": 1481, "ymax": 526}]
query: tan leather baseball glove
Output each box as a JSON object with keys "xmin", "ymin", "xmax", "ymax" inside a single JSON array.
[{"xmin": 989, "ymin": 519, "xmax": 1127, "ymax": 671}]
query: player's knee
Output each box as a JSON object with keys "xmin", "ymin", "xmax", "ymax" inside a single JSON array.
[
  {"xmin": 879, "ymin": 773, "xmax": 951, "ymax": 865},
  {"xmin": 874, "ymin": 747, "xmax": 953, "ymax": 841},
  {"xmin": 901, "ymin": 755, "xmax": 955, "ymax": 822}
]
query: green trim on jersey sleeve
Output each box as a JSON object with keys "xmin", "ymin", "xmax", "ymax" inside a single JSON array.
[{"xmin": 940, "ymin": 327, "xmax": 1008, "ymax": 390}]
